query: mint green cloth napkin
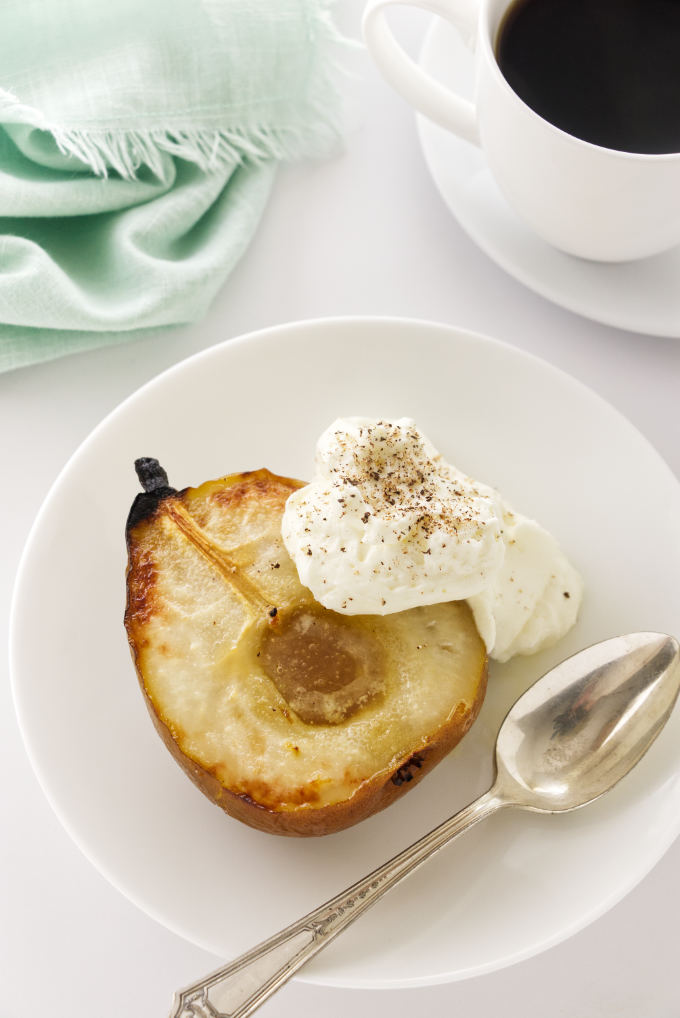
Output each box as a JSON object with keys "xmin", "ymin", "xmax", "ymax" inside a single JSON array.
[{"xmin": 0, "ymin": 0, "xmax": 346, "ymax": 372}]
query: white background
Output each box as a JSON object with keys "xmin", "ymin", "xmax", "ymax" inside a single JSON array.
[{"xmin": 3, "ymin": 2, "xmax": 680, "ymax": 1015}]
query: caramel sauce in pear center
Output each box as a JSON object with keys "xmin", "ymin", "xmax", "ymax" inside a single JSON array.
[{"xmin": 260, "ymin": 607, "xmax": 385, "ymax": 725}]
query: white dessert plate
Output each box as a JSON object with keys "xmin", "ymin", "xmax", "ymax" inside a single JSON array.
[
  {"xmin": 10, "ymin": 317, "xmax": 680, "ymax": 988},
  {"xmin": 417, "ymin": 20, "xmax": 680, "ymax": 338}
]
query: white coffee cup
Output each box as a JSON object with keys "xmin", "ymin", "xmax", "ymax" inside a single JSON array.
[{"xmin": 362, "ymin": 0, "xmax": 680, "ymax": 262}]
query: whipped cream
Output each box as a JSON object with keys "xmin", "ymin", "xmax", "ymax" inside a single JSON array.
[
  {"xmin": 466, "ymin": 505, "xmax": 583, "ymax": 662},
  {"xmin": 282, "ymin": 417, "xmax": 582, "ymax": 662}
]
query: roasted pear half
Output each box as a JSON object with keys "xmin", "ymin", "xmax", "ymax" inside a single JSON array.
[{"xmin": 125, "ymin": 460, "xmax": 488, "ymax": 837}]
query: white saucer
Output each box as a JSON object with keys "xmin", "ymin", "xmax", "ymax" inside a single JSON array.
[{"xmin": 417, "ymin": 20, "xmax": 680, "ymax": 338}]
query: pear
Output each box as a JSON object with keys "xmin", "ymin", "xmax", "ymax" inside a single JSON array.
[{"xmin": 125, "ymin": 460, "xmax": 487, "ymax": 836}]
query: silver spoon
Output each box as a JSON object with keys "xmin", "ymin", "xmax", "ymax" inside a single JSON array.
[{"xmin": 170, "ymin": 631, "xmax": 680, "ymax": 1018}]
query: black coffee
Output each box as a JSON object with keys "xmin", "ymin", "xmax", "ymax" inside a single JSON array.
[{"xmin": 496, "ymin": 0, "xmax": 680, "ymax": 154}]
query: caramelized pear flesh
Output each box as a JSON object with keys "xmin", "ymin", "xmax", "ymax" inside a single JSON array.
[{"xmin": 125, "ymin": 465, "xmax": 488, "ymax": 836}]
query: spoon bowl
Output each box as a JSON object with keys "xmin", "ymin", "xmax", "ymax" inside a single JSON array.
[
  {"xmin": 494, "ymin": 632, "xmax": 680, "ymax": 812},
  {"xmin": 171, "ymin": 632, "xmax": 680, "ymax": 1018}
]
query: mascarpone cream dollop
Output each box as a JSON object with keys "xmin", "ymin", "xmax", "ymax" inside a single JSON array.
[
  {"xmin": 281, "ymin": 417, "xmax": 582, "ymax": 662},
  {"xmin": 466, "ymin": 505, "xmax": 583, "ymax": 662}
]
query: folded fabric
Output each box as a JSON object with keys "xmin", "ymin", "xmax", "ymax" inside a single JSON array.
[{"xmin": 0, "ymin": 0, "xmax": 347, "ymax": 372}]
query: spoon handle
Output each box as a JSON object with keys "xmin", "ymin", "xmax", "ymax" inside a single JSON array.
[{"xmin": 170, "ymin": 788, "xmax": 503, "ymax": 1018}]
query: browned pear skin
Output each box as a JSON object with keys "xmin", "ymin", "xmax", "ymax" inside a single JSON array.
[{"xmin": 125, "ymin": 464, "xmax": 488, "ymax": 837}]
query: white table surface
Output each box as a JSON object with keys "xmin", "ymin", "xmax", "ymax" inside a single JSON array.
[{"xmin": 3, "ymin": 3, "xmax": 680, "ymax": 1015}]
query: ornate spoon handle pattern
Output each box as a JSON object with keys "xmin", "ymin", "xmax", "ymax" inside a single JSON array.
[{"xmin": 170, "ymin": 792, "xmax": 500, "ymax": 1018}]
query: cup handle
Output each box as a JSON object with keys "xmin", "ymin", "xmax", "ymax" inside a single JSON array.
[{"xmin": 362, "ymin": 0, "xmax": 480, "ymax": 146}]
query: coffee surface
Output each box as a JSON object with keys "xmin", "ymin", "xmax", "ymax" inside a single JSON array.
[{"xmin": 496, "ymin": 0, "xmax": 680, "ymax": 154}]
